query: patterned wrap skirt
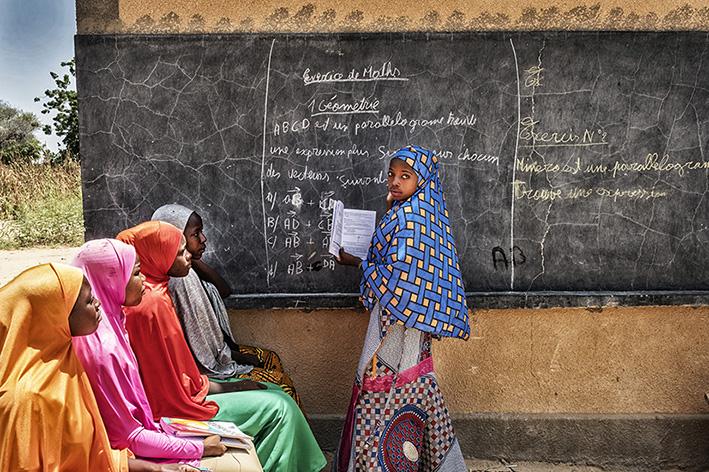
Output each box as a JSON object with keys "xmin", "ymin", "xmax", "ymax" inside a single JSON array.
[
  {"xmin": 232, "ymin": 344, "xmax": 302, "ymax": 409},
  {"xmin": 334, "ymin": 304, "xmax": 466, "ymax": 472}
]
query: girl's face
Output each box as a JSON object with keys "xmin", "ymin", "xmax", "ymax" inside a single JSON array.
[
  {"xmin": 184, "ymin": 212, "xmax": 207, "ymax": 260},
  {"xmin": 69, "ymin": 277, "xmax": 102, "ymax": 336},
  {"xmin": 123, "ymin": 254, "xmax": 146, "ymax": 307},
  {"xmin": 167, "ymin": 235, "xmax": 192, "ymax": 277},
  {"xmin": 387, "ymin": 158, "xmax": 419, "ymax": 201}
]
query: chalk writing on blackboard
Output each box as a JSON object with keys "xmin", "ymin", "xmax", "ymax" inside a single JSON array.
[{"xmin": 75, "ymin": 32, "xmax": 709, "ymax": 302}]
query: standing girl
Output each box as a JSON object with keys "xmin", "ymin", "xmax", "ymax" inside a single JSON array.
[{"xmin": 335, "ymin": 145, "xmax": 470, "ymax": 472}]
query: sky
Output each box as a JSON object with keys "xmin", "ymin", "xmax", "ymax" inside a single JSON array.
[{"xmin": 0, "ymin": 0, "xmax": 76, "ymax": 152}]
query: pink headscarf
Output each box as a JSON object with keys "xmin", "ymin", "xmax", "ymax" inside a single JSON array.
[{"xmin": 71, "ymin": 239, "xmax": 158, "ymax": 448}]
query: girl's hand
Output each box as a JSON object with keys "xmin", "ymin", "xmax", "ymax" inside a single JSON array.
[
  {"xmin": 386, "ymin": 192, "xmax": 395, "ymax": 210},
  {"xmin": 230, "ymin": 351, "xmax": 261, "ymax": 366},
  {"xmin": 209, "ymin": 379, "xmax": 266, "ymax": 394},
  {"xmin": 128, "ymin": 459, "xmax": 204, "ymax": 471},
  {"xmin": 337, "ymin": 248, "xmax": 362, "ymax": 267},
  {"xmin": 227, "ymin": 379, "xmax": 267, "ymax": 392},
  {"xmin": 202, "ymin": 435, "xmax": 227, "ymax": 457},
  {"xmin": 160, "ymin": 464, "xmax": 201, "ymax": 471}
]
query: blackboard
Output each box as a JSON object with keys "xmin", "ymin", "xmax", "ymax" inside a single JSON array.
[{"xmin": 76, "ymin": 32, "xmax": 709, "ymax": 308}]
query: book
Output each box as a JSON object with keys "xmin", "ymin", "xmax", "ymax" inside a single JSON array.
[
  {"xmin": 177, "ymin": 435, "xmax": 252, "ymax": 451},
  {"xmin": 160, "ymin": 417, "xmax": 253, "ymax": 442},
  {"xmin": 328, "ymin": 199, "xmax": 377, "ymax": 260}
]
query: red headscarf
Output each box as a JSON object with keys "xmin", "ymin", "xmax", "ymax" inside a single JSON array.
[{"xmin": 117, "ymin": 221, "xmax": 218, "ymax": 420}]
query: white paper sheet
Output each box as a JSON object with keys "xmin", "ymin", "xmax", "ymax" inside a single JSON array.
[{"xmin": 328, "ymin": 199, "xmax": 376, "ymax": 260}]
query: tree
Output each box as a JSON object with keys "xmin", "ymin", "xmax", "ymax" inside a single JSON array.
[
  {"xmin": 35, "ymin": 59, "xmax": 79, "ymax": 162},
  {"xmin": 0, "ymin": 101, "xmax": 46, "ymax": 164}
]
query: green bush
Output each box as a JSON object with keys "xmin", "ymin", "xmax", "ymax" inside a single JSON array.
[
  {"xmin": 0, "ymin": 160, "xmax": 84, "ymax": 249},
  {"xmin": 0, "ymin": 101, "xmax": 46, "ymax": 164}
]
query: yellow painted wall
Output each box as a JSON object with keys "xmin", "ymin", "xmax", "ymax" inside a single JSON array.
[
  {"xmin": 76, "ymin": 0, "xmax": 709, "ymax": 417},
  {"xmin": 77, "ymin": 0, "xmax": 709, "ymax": 33},
  {"xmin": 230, "ymin": 306, "xmax": 709, "ymax": 415}
]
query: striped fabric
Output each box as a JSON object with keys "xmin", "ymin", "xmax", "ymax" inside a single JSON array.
[{"xmin": 360, "ymin": 146, "xmax": 470, "ymax": 340}]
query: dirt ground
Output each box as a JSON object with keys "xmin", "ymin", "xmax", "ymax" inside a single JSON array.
[
  {"xmin": 324, "ymin": 451, "xmax": 636, "ymax": 471},
  {"xmin": 463, "ymin": 461, "xmax": 611, "ymax": 472},
  {"xmin": 0, "ymin": 246, "xmax": 80, "ymax": 286}
]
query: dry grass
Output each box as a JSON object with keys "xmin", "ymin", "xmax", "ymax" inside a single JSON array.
[{"xmin": 0, "ymin": 160, "xmax": 84, "ymax": 249}]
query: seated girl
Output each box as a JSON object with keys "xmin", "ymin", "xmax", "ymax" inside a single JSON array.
[
  {"xmin": 71, "ymin": 238, "xmax": 262, "ymax": 472},
  {"xmin": 0, "ymin": 263, "xmax": 191, "ymax": 472},
  {"xmin": 116, "ymin": 221, "xmax": 325, "ymax": 472},
  {"xmin": 151, "ymin": 204, "xmax": 301, "ymax": 407}
]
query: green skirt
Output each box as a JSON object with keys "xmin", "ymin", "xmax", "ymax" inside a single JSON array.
[{"xmin": 208, "ymin": 382, "xmax": 325, "ymax": 472}]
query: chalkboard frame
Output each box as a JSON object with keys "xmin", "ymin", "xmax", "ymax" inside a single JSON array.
[{"xmin": 225, "ymin": 290, "xmax": 709, "ymax": 309}]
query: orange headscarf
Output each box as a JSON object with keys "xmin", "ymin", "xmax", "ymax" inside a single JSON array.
[
  {"xmin": 0, "ymin": 263, "xmax": 129, "ymax": 471},
  {"xmin": 117, "ymin": 221, "xmax": 218, "ymax": 420}
]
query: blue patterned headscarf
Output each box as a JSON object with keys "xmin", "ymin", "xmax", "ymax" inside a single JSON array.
[{"xmin": 360, "ymin": 145, "xmax": 470, "ymax": 340}]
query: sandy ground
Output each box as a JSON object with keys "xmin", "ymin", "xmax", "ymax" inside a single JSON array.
[
  {"xmin": 0, "ymin": 246, "xmax": 81, "ymax": 286},
  {"xmin": 326, "ymin": 451, "xmax": 634, "ymax": 471},
  {"xmin": 463, "ymin": 461, "xmax": 611, "ymax": 472}
]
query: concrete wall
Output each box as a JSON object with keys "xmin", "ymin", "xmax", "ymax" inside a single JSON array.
[{"xmin": 75, "ymin": 1, "xmax": 709, "ymax": 468}]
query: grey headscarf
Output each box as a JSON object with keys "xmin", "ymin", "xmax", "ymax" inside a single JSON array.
[
  {"xmin": 151, "ymin": 203, "xmax": 251, "ymax": 378},
  {"xmin": 150, "ymin": 204, "xmax": 194, "ymax": 230}
]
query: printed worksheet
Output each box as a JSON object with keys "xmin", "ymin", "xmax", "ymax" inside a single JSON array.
[{"xmin": 328, "ymin": 199, "xmax": 376, "ymax": 260}]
